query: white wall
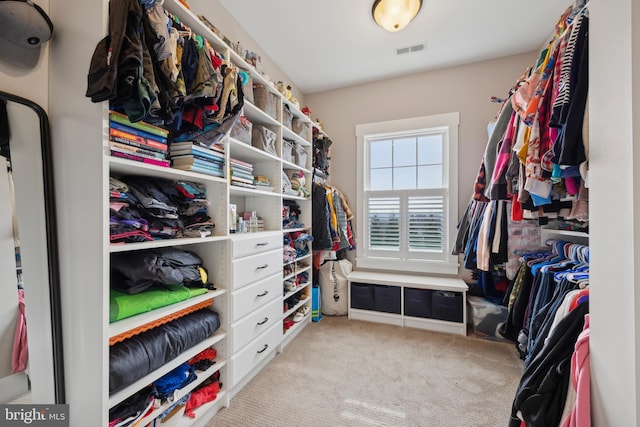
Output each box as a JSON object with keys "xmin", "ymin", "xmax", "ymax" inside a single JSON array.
[
  {"xmin": 305, "ymin": 52, "xmax": 536, "ymax": 277},
  {"xmin": 590, "ymin": 0, "xmax": 640, "ymax": 424},
  {"xmin": 0, "ymin": 0, "xmax": 57, "ymax": 404}
]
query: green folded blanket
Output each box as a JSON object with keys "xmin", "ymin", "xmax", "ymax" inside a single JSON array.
[{"xmin": 110, "ymin": 286, "xmax": 209, "ymax": 323}]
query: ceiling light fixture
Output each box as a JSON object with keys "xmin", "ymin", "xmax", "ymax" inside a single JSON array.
[{"xmin": 372, "ymin": 0, "xmax": 423, "ymax": 32}]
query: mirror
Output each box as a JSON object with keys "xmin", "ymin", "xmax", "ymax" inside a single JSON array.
[{"xmin": 0, "ymin": 92, "xmax": 64, "ymax": 405}]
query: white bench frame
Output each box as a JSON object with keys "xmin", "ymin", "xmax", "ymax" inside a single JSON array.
[{"xmin": 347, "ymin": 271, "xmax": 468, "ymax": 336}]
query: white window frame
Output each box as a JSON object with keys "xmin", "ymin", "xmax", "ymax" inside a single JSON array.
[{"xmin": 355, "ymin": 112, "xmax": 459, "ymax": 275}]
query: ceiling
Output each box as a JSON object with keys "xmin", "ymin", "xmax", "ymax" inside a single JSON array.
[{"xmin": 218, "ymin": 0, "xmax": 571, "ymax": 94}]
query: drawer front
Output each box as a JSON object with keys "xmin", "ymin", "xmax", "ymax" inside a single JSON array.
[
  {"xmin": 231, "ymin": 322, "xmax": 282, "ymax": 385},
  {"xmin": 231, "ymin": 298, "xmax": 283, "ymax": 353},
  {"xmin": 231, "ymin": 249, "xmax": 281, "ymax": 290},
  {"xmin": 230, "ymin": 274, "xmax": 282, "ymax": 323},
  {"xmin": 231, "ymin": 234, "xmax": 282, "ymax": 258}
]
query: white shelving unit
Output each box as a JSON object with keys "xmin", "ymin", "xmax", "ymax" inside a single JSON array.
[
  {"xmin": 106, "ymin": 155, "xmax": 231, "ymax": 426},
  {"xmin": 50, "ymin": 0, "xmax": 319, "ymax": 423},
  {"xmin": 282, "ymin": 230, "xmax": 313, "ymax": 348}
]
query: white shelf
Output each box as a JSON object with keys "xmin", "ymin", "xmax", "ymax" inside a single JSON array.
[
  {"xmin": 283, "ymin": 296, "xmax": 311, "ymax": 319},
  {"xmin": 175, "ymin": 390, "xmax": 228, "ymax": 427},
  {"xmin": 282, "ymin": 193, "xmax": 311, "ymax": 201},
  {"xmin": 282, "ymin": 313, "xmax": 311, "ymax": 345},
  {"xmin": 282, "ymin": 98, "xmax": 313, "ymax": 125},
  {"xmin": 282, "ymin": 227, "xmax": 309, "ymax": 233},
  {"xmin": 109, "ymin": 156, "xmax": 227, "ymax": 185},
  {"xmin": 297, "ymin": 265, "xmax": 311, "ymax": 274},
  {"xmin": 283, "ymin": 281, "xmax": 311, "ymax": 301},
  {"xmin": 109, "ymin": 236, "xmax": 228, "ymax": 253},
  {"xmin": 229, "ymin": 137, "xmax": 280, "ymax": 163},
  {"xmin": 283, "ymin": 253, "xmax": 312, "ymax": 267},
  {"xmin": 227, "ymin": 50, "xmax": 279, "ymax": 98},
  {"xmin": 109, "ymin": 289, "xmax": 225, "ymax": 339},
  {"xmin": 134, "ymin": 359, "xmax": 226, "ymax": 426},
  {"xmin": 109, "ymin": 330, "xmax": 227, "ymax": 408},
  {"xmin": 540, "ymin": 228, "xmax": 589, "ymax": 245},
  {"xmin": 230, "ymin": 185, "xmax": 281, "ymax": 197},
  {"xmin": 243, "ymin": 101, "xmax": 280, "ymax": 127},
  {"xmin": 281, "ymin": 158, "xmax": 311, "ymax": 173},
  {"xmin": 282, "ymin": 126, "xmax": 311, "ymax": 147}
]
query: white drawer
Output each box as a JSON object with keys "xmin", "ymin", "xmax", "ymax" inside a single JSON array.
[
  {"xmin": 231, "ymin": 249, "xmax": 281, "ymax": 290},
  {"xmin": 231, "ymin": 233, "xmax": 282, "ymax": 258},
  {"xmin": 230, "ymin": 298, "xmax": 283, "ymax": 353},
  {"xmin": 231, "ymin": 322, "xmax": 282, "ymax": 385},
  {"xmin": 230, "ymin": 273, "xmax": 282, "ymax": 323}
]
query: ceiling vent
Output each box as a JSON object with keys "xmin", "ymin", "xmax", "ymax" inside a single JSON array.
[{"xmin": 396, "ymin": 43, "xmax": 425, "ymax": 56}]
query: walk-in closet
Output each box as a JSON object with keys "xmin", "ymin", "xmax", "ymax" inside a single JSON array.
[{"xmin": 0, "ymin": 0, "xmax": 637, "ymax": 425}]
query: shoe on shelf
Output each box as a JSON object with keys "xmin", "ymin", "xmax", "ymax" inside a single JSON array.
[
  {"xmin": 298, "ymin": 305, "xmax": 310, "ymax": 316},
  {"xmin": 293, "ymin": 311, "xmax": 304, "ymax": 323},
  {"xmin": 284, "ymin": 318, "xmax": 295, "ymax": 329}
]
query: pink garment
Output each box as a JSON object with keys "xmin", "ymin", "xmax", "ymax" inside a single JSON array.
[
  {"xmin": 490, "ymin": 112, "xmax": 517, "ymax": 191},
  {"xmin": 561, "ymin": 314, "xmax": 590, "ymax": 427},
  {"xmin": 12, "ymin": 289, "xmax": 28, "ymax": 373}
]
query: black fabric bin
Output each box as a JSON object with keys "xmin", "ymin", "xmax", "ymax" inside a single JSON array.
[
  {"xmin": 350, "ymin": 282, "xmax": 375, "ymax": 310},
  {"xmin": 373, "ymin": 285, "xmax": 401, "ymax": 314},
  {"xmin": 431, "ymin": 291, "xmax": 463, "ymax": 322},
  {"xmin": 404, "ymin": 288, "xmax": 433, "ymax": 318}
]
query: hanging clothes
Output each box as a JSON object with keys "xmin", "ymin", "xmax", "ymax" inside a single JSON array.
[
  {"xmin": 560, "ymin": 314, "xmax": 590, "ymax": 427},
  {"xmin": 12, "ymin": 289, "xmax": 28, "ymax": 373}
]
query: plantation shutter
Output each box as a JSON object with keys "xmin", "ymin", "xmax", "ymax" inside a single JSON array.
[
  {"xmin": 368, "ymin": 197, "xmax": 400, "ymax": 250},
  {"xmin": 408, "ymin": 195, "xmax": 444, "ymax": 252}
]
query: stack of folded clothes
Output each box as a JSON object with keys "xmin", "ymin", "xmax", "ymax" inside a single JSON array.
[{"xmin": 109, "ymin": 176, "xmax": 214, "ymax": 244}]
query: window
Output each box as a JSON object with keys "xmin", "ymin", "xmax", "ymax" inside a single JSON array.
[{"xmin": 356, "ymin": 113, "xmax": 459, "ymax": 275}]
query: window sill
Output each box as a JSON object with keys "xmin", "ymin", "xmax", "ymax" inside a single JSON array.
[{"xmin": 355, "ymin": 257, "xmax": 459, "ymax": 276}]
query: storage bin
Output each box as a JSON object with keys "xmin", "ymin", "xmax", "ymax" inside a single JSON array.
[
  {"xmin": 373, "ymin": 285, "xmax": 401, "ymax": 314},
  {"xmin": 295, "ymin": 143, "xmax": 308, "ymax": 168},
  {"xmin": 230, "ymin": 115, "xmax": 252, "ymax": 144},
  {"xmin": 251, "ymin": 126, "xmax": 277, "ymax": 155},
  {"xmin": 253, "ymin": 84, "xmax": 277, "ymax": 119},
  {"xmin": 404, "ymin": 288, "xmax": 433, "ymax": 318},
  {"xmin": 467, "ymin": 296, "xmax": 508, "ymax": 341},
  {"xmin": 292, "ymin": 117, "xmax": 309, "ymax": 140},
  {"xmin": 350, "ymin": 282, "xmax": 375, "ymax": 310},
  {"xmin": 282, "ymin": 139, "xmax": 295, "ymax": 163},
  {"xmin": 283, "ymin": 104, "xmax": 293, "ymax": 129},
  {"xmin": 432, "ymin": 291, "xmax": 463, "ymax": 323}
]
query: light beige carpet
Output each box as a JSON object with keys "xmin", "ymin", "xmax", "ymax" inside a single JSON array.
[{"xmin": 209, "ymin": 316, "xmax": 523, "ymax": 427}]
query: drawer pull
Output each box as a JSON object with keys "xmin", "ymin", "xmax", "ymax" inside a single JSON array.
[
  {"xmin": 257, "ymin": 344, "xmax": 269, "ymax": 354},
  {"xmin": 257, "ymin": 317, "xmax": 269, "ymax": 325},
  {"xmin": 256, "ymin": 290, "xmax": 269, "ymax": 297},
  {"xmin": 256, "ymin": 242, "xmax": 269, "ymax": 246},
  {"xmin": 256, "ymin": 264, "xmax": 269, "ymax": 270}
]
